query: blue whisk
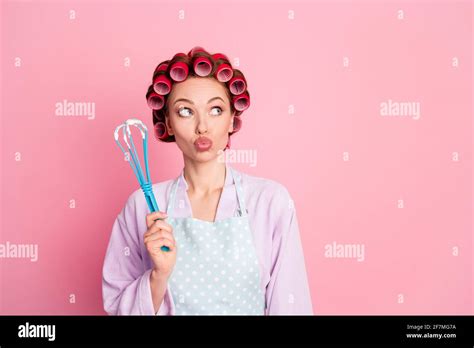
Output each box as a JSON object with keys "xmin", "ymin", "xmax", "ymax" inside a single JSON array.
[{"xmin": 114, "ymin": 118, "xmax": 170, "ymax": 252}]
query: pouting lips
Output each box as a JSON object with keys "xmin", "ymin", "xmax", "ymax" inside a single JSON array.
[{"xmin": 194, "ymin": 137, "xmax": 213, "ymax": 151}]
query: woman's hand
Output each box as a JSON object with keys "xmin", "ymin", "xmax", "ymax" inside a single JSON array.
[{"xmin": 144, "ymin": 211, "xmax": 177, "ymax": 279}]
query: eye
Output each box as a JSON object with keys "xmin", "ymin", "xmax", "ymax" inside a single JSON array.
[
  {"xmin": 210, "ymin": 106, "xmax": 223, "ymax": 116},
  {"xmin": 177, "ymin": 106, "xmax": 192, "ymax": 117}
]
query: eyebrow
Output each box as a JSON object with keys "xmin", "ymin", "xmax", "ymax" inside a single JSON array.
[{"xmin": 173, "ymin": 96, "xmax": 225, "ymax": 105}]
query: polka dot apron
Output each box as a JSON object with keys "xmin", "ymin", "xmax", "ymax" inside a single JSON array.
[{"xmin": 166, "ymin": 166, "xmax": 265, "ymax": 315}]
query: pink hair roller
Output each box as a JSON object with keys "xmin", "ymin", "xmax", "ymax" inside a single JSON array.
[
  {"xmin": 215, "ymin": 63, "xmax": 233, "ymax": 82},
  {"xmin": 232, "ymin": 116, "xmax": 242, "ymax": 132},
  {"xmin": 146, "ymin": 86, "xmax": 165, "ymax": 110},
  {"xmin": 212, "ymin": 53, "xmax": 229, "ymax": 62},
  {"xmin": 173, "ymin": 52, "xmax": 187, "ymax": 59},
  {"xmin": 152, "ymin": 109, "xmax": 165, "ymax": 123},
  {"xmin": 154, "ymin": 122, "xmax": 169, "ymax": 140},
  {"xmin": 229, "ymin": 75, "xmax": 247, "ymax": 95},
  {"xmin": 188, "ymin": 46, "xmax": 206, "ymax": 57},
  {"xmin": 154, "ymin": 62, "xmax": 169, "ymax": 75},
  {"xmin": 233, "ymin": 93, "xmax": 250, "ymax": 112},
  {"xmin": 153, "ymin": 74, "xmax": 172, "ymax": 95},
  {"xmin": 193, "ymin": 56, "xmax": 212, "ymax": 77},
  {"xmin": 169, "ymin": 61, "xmax": 189, "ymax": 82}
]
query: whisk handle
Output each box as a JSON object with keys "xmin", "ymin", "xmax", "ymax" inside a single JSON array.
[
  {"xmin": 142, "ymin": 183, "xmax": 171, "ymax": 252},
  {"xmin": 152, "ymin": 216, "xmax": 171, "ymax": 252}
]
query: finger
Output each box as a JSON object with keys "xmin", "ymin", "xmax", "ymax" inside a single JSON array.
[
  {"xmin": 144, "ymin": 221, "xmax": 173, "ymax": 239},
  {"xmin": 146, "ymin": 211, "xmax": 168, "ymax": 229},
  {"xmin": 148, "ymin": 238, "xmax": 175, "ymax": 252},
  {"xmin": 145, "ymin": 219, "xmax": 173, "ymax": 237},
  {"xmin": 151, "ymin": 229, "xmax": 175, "ymax": 241},
  {"xmin": 144, "ymin": 230, "xmax": 175, "ymax": 245},
  {"xmin": 146, "ymin": 211, "xmax": 168, "ymax": 228},
  {"xmin": 153, "ymin": 219, "xmax": 173, "ymax": 233}
]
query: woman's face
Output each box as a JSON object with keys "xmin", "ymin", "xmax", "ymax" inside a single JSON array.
[{"xmin": 165, "ymin": 77, "xmax": 235, "ymax": 162}]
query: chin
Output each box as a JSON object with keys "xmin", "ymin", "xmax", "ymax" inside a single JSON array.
[
  {"xmin": 193, "ymin": 150, "xmax": 216, "ymax": 160},
  {"xmin": 189, "ymin": 148, "xmax": 224, "ymax": 163}
]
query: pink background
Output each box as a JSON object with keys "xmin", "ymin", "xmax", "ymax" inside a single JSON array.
[{"xmin": 1, "ymin": 0, "xmax": 472, "ymax": 314}]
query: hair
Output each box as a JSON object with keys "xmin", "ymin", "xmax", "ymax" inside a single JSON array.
[{"xmin": 146, "ymin": 46, "xmax": 250, "ymax": 147}]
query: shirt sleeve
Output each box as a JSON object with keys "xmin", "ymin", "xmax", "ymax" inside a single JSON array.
[
  {"xmin": 102, "ymin": 193, "xmax": 173, "ymax": 315},
  {"xmin": 264, "ymin": 185, "xmax": 314, "ymax": 315}
]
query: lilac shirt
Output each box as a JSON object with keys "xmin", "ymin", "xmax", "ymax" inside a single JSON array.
[{"xmin": 102, "ymin": 163, "xmax": 313, "ymax": 315}]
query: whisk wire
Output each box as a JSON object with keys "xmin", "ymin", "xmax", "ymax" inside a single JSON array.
[{"xmin": 114, "ymin": 118, "xmax": 169, "ymax": 252}]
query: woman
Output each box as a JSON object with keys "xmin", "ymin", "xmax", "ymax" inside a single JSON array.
[{"xmin": 102, "ymin": 46, "xmax": 313, "ymax": 315}]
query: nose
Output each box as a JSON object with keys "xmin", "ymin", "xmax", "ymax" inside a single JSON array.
[{"xmin": 195, "ymin": 113, "xmax": 208, "ymax": 135}]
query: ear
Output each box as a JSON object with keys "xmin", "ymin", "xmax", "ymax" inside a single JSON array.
[
  {"xmin": 228, "ymin": 112, "xmax": 236, "ymax": 133},
  {"xmin": 165, "ymin": 115, "xmax": 174, "ymax": 136}
]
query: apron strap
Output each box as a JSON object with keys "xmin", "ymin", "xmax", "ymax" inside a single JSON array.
[
  {"xmin": 229, "ymin": 166, "xmax": 248, "ymax": 217},
  {"xmin": 166, "ymin": 176, "xmax": 180, "ymax": 215}
]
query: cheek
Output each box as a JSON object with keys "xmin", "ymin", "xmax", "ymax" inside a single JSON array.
[
  {"xmin": 215, "ymin": 113, "xmax": 233, "ymax": 132},
  {"xmin": 170, "ymin": 117, "xmax": 192, "ymax": 136}
]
